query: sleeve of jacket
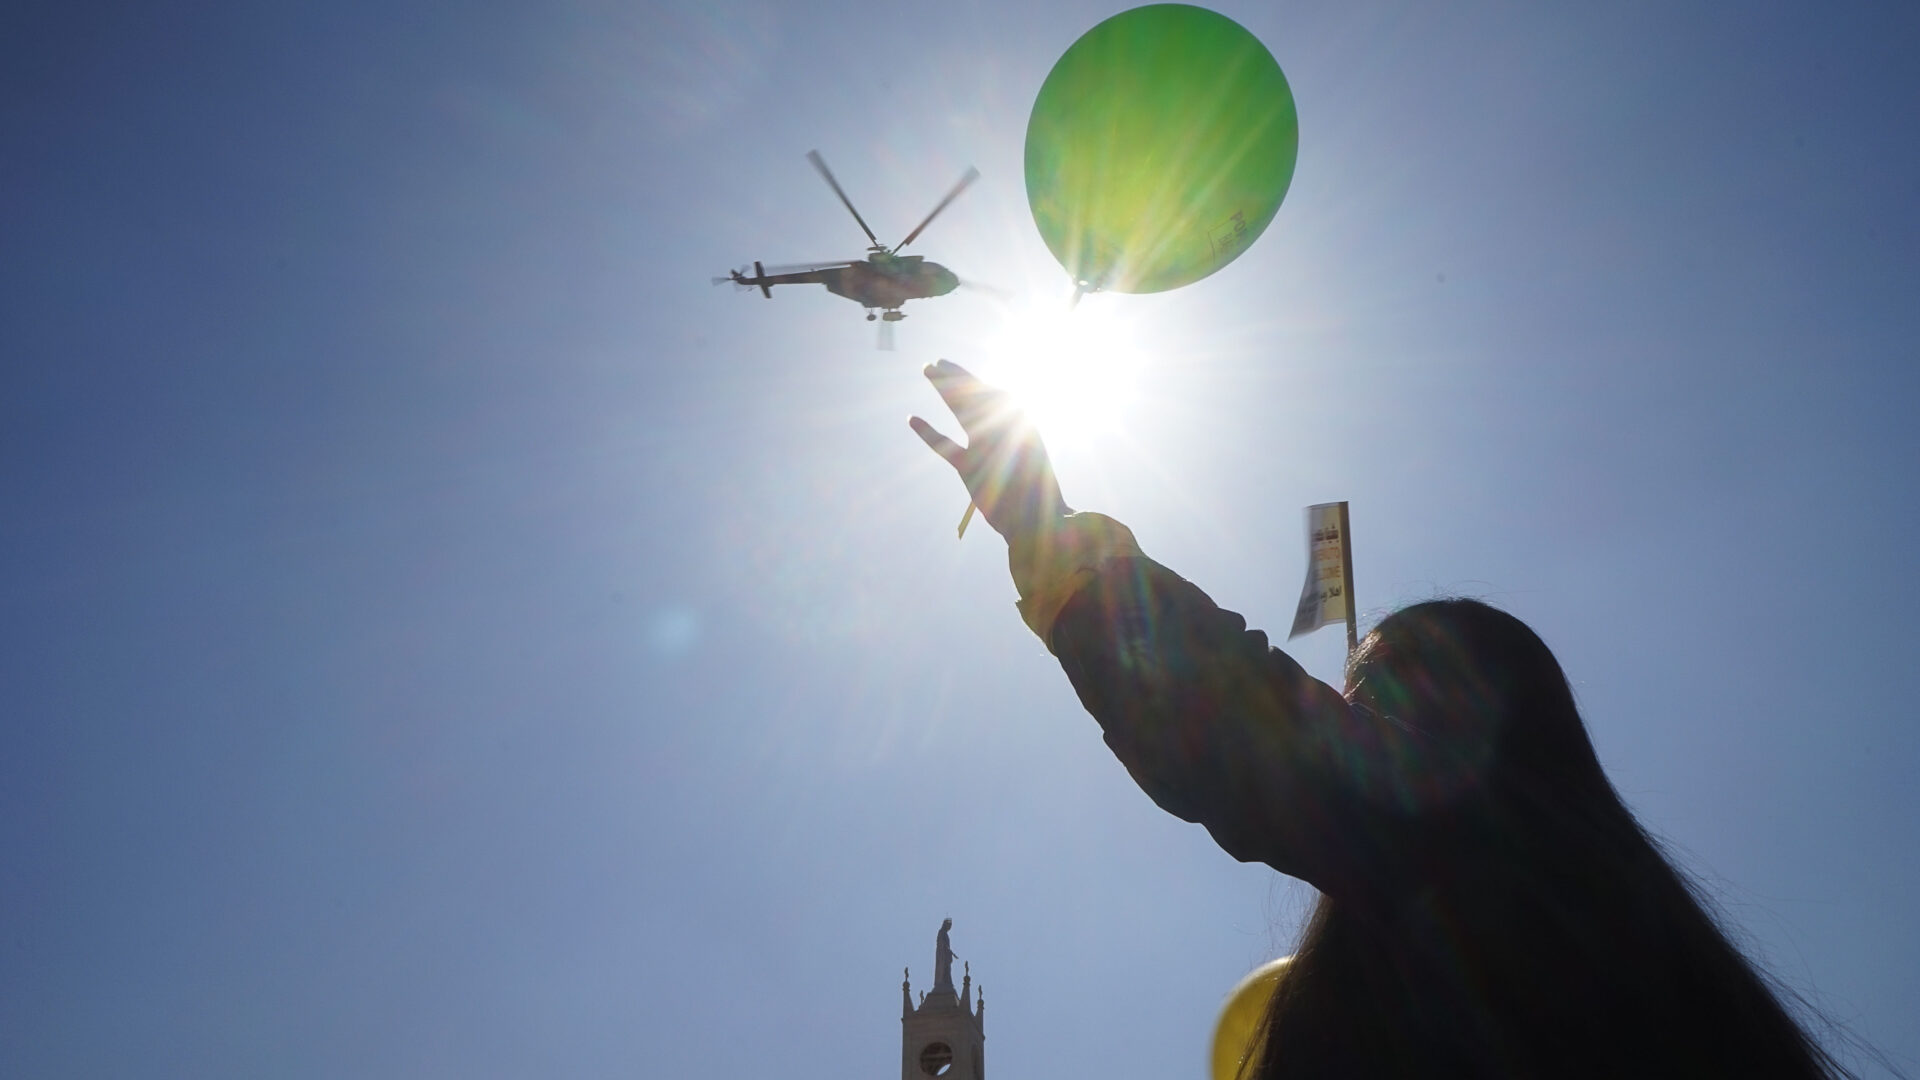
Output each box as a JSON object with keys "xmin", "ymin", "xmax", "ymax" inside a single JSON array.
[{"xmin": 1041, "ymin": 550, "xmax": 1422, "ymax": 898}]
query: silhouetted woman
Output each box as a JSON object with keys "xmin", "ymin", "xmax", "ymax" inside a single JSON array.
[{"xmin": 911, "ymin": 360, "xmax": 1854, "ymax": 1078}]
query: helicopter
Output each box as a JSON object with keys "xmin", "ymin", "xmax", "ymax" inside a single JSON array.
[{"xmin": 715, "ymin": 150, "xmax": 981, "ymax": 349}]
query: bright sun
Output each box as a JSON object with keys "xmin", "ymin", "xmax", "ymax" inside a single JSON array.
[{"xmin": 968, "ymin": 295, "xmax": 1147, "ymax": 450}]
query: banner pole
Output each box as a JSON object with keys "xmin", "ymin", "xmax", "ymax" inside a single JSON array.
[{"xmin": 1338, "ymin": 501, "xmax": 1357, "ymax": 657}]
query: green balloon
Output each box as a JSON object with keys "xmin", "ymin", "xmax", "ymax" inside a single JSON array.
[{"xmin": 1025, "ymin": 5, "xmax": 1298, "ymax": 294}]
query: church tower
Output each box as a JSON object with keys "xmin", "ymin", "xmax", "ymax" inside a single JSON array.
[{"xmin": 900, "ymin": 919, "xmax": 984, "ymax": 1080}]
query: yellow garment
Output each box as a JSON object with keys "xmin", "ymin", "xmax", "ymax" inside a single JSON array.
[{"xmin": 1009, "ymin": 513, "xmax": 1143, "ymax": 647}]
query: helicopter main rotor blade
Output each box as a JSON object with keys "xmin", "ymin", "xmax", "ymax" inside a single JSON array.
[
  {"xmin": 893, "ymin": 166, "xmax": 980, "ymax": 253},
  {"xmin": 807, "ymin": 150, "xmax": 881, "ymax": 250}
]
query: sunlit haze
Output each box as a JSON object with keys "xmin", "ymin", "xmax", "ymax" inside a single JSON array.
[
  {"xmin": 972, "ymin": 294, "xmax": 1149, "ymax": 449},
  {"xmin": 2, "ymin": 3, "xmax": 1916, "ymax": 1078}
]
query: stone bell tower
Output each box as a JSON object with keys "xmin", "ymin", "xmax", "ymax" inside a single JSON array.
[{"xmin": 900, "ymin": 919, "xmax": 984, "ymax": 1080}]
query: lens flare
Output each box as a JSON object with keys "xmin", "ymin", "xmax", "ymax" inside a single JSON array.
[{"xmin": 971, "ymin": 297, "xmax": 1146, "ymax": 449}]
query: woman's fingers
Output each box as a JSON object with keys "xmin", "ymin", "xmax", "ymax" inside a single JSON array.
[
  {"xmin": 924, "ymin": 360, "xmax": 1007, "ymax": 437},
  {"xmin": 925, "ymin": 358, "xmax": 979, "ymax": 385},
  {"xmin": 923, "ymin": 361, "xmax": 975, "ymax": 422},
  {"xmin": 908, "ymin": 416, "xmax": 966, "ymax": 468}
]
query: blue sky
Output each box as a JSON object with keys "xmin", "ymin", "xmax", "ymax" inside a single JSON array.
[{"xmin": 3, "ymin": 1, "xmax": 1917, "ymax": 1076}]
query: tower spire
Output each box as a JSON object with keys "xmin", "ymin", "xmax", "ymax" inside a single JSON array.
[{"xmin": 901, "ymin": 920, "xmax": 984, "ymax": 1080}]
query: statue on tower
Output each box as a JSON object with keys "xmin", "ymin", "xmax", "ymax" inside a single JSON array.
[{"xmin": 934, "ymin": 918, "xmax": 958, "ymax": 992}]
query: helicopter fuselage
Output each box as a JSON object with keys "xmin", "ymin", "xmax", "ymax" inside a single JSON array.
[
  {"xmin": 717, "ymin": 151, "xmax": 977, "ymax": 346},
  {"xmin": 742, "ymin": 253, "xmax": 959, "ymax": 314}
]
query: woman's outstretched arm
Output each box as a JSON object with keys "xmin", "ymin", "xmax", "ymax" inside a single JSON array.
[
  {"xmin": 1044, "ymin": 534, "xmax": 1417, "ymax": 896},
  {"xmin": 911, "ymin": 362, "xmax": 1419, "ymax": 897}
]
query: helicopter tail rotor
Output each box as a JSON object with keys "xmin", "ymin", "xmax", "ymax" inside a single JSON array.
[
  {"xmin": 711, "ymin": 264, "xmax": 779, "ymax": 296},
  {"xmin": 712, "ymin": 266, "xmax": 758, "ymax": 292}
]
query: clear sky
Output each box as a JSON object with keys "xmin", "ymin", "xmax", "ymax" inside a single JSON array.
[{"xmin": 3, "ymin": 1, "xmax": 1917, "ymax": 1076}]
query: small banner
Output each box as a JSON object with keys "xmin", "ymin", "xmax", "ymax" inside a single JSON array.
[{"xmin": 1289, "ymin": 502, "xmax": 1350, "ymax": 640}]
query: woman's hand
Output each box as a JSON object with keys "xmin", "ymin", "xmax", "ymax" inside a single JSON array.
[{"xmin": 909, "ymin": 360, "xmax": 1070, "ymax": 540}]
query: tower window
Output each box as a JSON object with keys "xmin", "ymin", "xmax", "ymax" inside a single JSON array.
[{"xmin": 918, "ymin": 1042, "xmax": 954, "ymax": 1076}]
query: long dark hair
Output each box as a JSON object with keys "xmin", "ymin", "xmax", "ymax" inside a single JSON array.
[{"xmin": 1250, "ymin": 599, "xmax": 1851, "ymax": 1078}]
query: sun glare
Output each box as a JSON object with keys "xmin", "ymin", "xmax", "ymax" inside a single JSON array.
[{"xmin": 970, "ymin": 295, "xmax": 1147, "ymax": 450}]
